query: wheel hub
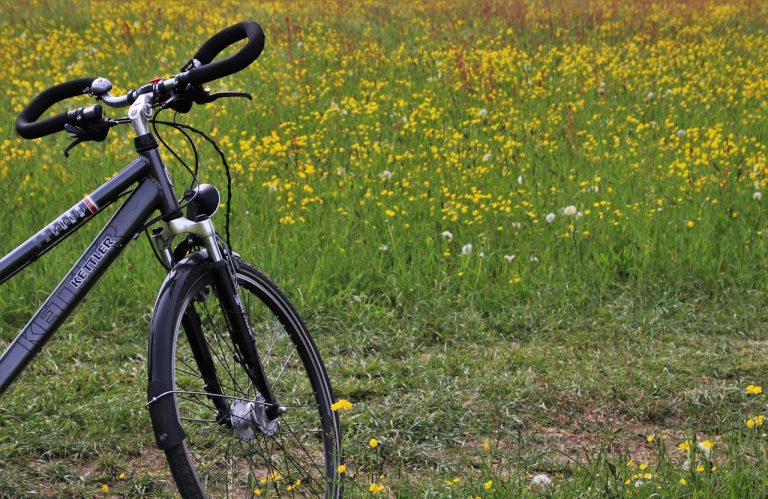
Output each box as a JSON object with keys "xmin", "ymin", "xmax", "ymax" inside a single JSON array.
[{"xmin": 230, "ymin": 394, "xmax": 278, "ymax": 440}]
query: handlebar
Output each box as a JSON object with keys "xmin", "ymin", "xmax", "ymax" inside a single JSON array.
[
  {"xmin": 15, "ymin": 77, "xmax": 97, "ymax": 139},
  {"xmin": 182, "ymin": 20, "xmax": 265, "ymax": 87},
  {"xmin": 14, "ymin": 20, "xmax": 265, "ymax": 141}
]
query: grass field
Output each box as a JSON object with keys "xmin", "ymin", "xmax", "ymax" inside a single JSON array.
[{"xmin": 2, "ymin": 0, "xmax": 768, "ymax": 496}]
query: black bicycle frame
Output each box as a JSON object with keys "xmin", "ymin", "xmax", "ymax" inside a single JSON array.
[{"xmin": 0, "ymin": 152, "xmax": 172, "ymax": 394}]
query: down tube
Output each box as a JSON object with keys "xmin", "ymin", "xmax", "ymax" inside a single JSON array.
[{"xmin": 0, "ymin": 179, "xmax": 160, "ymax": 395}]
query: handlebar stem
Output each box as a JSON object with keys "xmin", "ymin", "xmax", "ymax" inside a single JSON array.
[{"xmin": 128, "ymin": 93, "xmax": 153, "ymax": 136}]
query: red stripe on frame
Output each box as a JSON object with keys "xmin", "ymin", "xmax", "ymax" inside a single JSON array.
[{"xmin": 83, "ymin": 196, "xmax": 98, "ymax": 214}]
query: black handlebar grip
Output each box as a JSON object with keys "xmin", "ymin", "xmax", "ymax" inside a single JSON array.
[
  {"xmin": 183, "ymin": 21, "xmax": 265, "ymax": 86},
  {"xmin": 15, "ymin": 77, "xmax": 96, "ymax": 139}
]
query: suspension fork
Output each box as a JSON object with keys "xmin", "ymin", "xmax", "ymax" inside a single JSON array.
[
  {"xmin": 207, "ymin": 258, "xmax": 282, "ymax": 420},
  {"xmin": 163, "ymin": 215, "xmax": 282, "ymax": 420}
]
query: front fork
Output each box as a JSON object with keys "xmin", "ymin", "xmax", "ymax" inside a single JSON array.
[{"xmin": 152, "ymin": 215, "xmax": 282, "ymax": 421}]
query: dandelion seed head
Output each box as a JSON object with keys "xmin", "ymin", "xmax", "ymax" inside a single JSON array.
[
  {"xmin": 461, "ymin": 243, "xmax": 473, "ymax": 255},
  {"xmin": 545, "ymin": 213, "xmax": 556, "ymax": 223}
]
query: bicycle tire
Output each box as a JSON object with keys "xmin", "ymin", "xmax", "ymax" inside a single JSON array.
[{"xmin": 148, "ymin": 252, "xmax": 341, "ymax": 497}]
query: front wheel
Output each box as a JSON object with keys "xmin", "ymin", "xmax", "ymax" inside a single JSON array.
[{"xmin": 148, "ymin": 253, "xmax": 341, "ymax": 497}]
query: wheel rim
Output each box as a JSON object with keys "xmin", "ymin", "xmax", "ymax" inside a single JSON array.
[{"xmin": 171, "ymin": 271, "xmax": 338, "ymax": 497}]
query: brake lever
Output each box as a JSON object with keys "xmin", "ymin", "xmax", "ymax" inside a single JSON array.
[
  {"xmin": 62, "ymin": 120, "xmax": 117, "ymax": 157},
  {"xmin": 195, "ymin": 91, "xmax": 253, "ymax": 104},
  {"xmin": 161, "ymin": 88, "xmax": 252, "ymax": 113}
]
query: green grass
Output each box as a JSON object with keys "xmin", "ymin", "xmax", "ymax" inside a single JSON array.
[{"xmin": 1, "ymin": 0, "xmax": 768, "ymax": 496}]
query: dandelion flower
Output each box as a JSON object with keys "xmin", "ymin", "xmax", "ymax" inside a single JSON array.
[
  {"xmin": 118, "ymin": 472, "xmax": 126, "ymax": 480},
  {"xmin": 441, "ymin": 230, "xmax": 453, "ymax": 241},
  {"xmin": 461, "ymin": 243, "xmax": 473, "ymax": 255},
  {"xmin": 756, "ymin": 415, "xmax": 765, "ymax": 426},
  {"xmin": 101, "ymin": 484, "xmax": 109, "ymax": 493},
  {"xmin": 253, "ymin": 488, "xmax": 262, "ymax": 496},
  {"xmin": 337, "ymin": 464, "xmax": 347, "ymax": 474},
  {"xmin": 562, "ymin": 205, "xmax": 577, "ymax": 216},
  {"xmin": 330, "ymin": 399, "xmax": 353, "ymax": 412},
  {"xmin": 369, "ymin": 438, "xmax": 379, "ymax": 448},
  {"xmin": 679, "ymin": 478, "xmax": 687, "ymax": 485},
  {"xmin": 531, "ymin": 474, "xmax": 552, "ymax": 489},
  {"xmin": 484, "ymin": 479, "xmax": 493, "ymax": 490},
  {"xmin": 545, "ymin": 213, "xmax": 556, "ymax": 223},
  {"xmin": 369, "ymin": 483, "xmax": 385, "ymax": 494},
  {"xmin": 747, "ymin": 418, "xmax": 755, "ymax": 429},
  {"xmin": 696, "ymin": 464, "xmax": 705, "ymax": 473},
  {"xmin": 747, "ymin": 384, "xmax": 763, "ymax": 395},
  {"xmin": 646, "ymin": 434, "xmax": 654, "ymax": 443},
  {"xmin": 677, "ymin": 440, "xmax": 692, "ymax": 452},
  {"xmin": 482, "ymin": 441, "xmax": 491, "ymax": 451}
]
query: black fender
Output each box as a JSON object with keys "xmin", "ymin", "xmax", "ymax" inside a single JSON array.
[{"xmin": 147, "ymin": 250, "xmax": 209, "ymax": 450}]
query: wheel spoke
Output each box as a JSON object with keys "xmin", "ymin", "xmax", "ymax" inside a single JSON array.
[{"xmin": 165, "ymin": 263, "xmax": 338, "ymax": 497}]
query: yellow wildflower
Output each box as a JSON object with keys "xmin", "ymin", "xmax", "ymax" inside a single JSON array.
[
  {"xmin": 746, "ymin": 384, "xmax": 763, "ymax": 395},
  {"xmin": 369, "ymin": 483, "xmax": 385, "ymax": 494},
  {"xmin": 369, "ymin": 438, "xmax": 379, "ymax": 448},
  {"xmin": 679, "ymin": 478, "xmax": 687, "ymax": 485},
  {"xmin": 484, "ymin": 480, "xmax": 493, "ymax": 490},
  {"xmin": 330, "ymin": 399, "xmax": 353, "ymax": 411},
  {"xmin": 101, "ymin": 484, "xmax": 109, "ymax": 493},
  {"xmin": 337, "ymin": 464, "xmax": 347, "ymax": 474}
]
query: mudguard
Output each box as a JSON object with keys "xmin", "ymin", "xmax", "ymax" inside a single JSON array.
[{"xmin": 146, "ymin": 250, "xmax": 209, "ymax": 450}]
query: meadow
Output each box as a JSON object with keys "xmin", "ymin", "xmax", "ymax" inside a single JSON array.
[{"xmin": 1, "ymin": 0, "xmax": 768, "ymax": 496}]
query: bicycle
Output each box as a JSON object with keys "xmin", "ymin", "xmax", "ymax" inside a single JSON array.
[{"xmin": 1, "ymin": 20, "xmax": 341, "ymax": 497}]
